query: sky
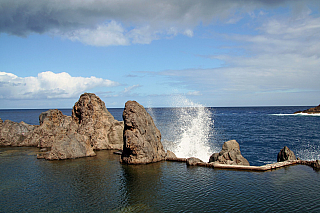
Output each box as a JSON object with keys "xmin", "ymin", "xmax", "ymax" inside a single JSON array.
[{"xmin": 0, "ymin": 0, "xmax": 320, "ymax": 109}]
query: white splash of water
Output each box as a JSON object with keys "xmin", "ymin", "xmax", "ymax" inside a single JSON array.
[
  {"xmin": 296, "ymin": 144, "xmax": 320, "ymax": 161},
  {"xmin": 168, "ymin": 95, "xmax": 214, "ymax": 162}
]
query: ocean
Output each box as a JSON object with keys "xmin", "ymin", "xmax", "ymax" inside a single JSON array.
[{"xmin": 1, "ymin": 106, "xmax": 320, "ymax": 212}]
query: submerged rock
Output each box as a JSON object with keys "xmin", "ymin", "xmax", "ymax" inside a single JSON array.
[
  {"xmin": 73, "ymin": 93, "xmax": 124, "ymax": 150},
  {"xmin": 209, "ymin": 140, "xmax": 250, "ymax": 166},
  {"xmin": 0, "ymin": 119, "xmax": 37, "ymax": 146},
  {"xmin": 277, "ymin": 146, "xmax": 296, "ymax": 162},
  {"xmin": 121, "ymin": 101, "xmax": 166, "ymax": 164}
]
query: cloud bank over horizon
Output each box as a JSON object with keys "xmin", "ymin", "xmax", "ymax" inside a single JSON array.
[{"xmin": 0, "ymin": 71, "xmax": 119, "ymax": 100}]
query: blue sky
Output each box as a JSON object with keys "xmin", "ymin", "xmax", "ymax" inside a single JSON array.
[{"xmin": 1, "ymin": 0, "xmax": 320, "ymax": 109}]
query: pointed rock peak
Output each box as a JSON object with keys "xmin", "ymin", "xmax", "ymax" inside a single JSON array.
[{"xmin": 72, "ymin": 93, "xmax": 114, "ymax": 124}]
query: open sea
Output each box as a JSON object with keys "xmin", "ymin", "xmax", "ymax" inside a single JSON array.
[{"xmin": 1, "ymin": 105, "xmax": 320, "ymax": 212}]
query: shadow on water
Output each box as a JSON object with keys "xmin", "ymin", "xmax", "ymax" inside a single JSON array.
[{"xmin": 117, "ymin": 162, "xmax": 164, "ymax": 213}]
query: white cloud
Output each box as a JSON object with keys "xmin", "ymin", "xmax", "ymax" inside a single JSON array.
[
  {"xmin": 187, "ymin": 91, "xmax": 201, "ymax": 96},
  {"xmin": 183, "ymin": 29, "xmax": 194, "ymax": 37},
  {"xmin": 0, "ymin": 71, "xmax": 119, "ymax": 99},
  {"xmin": 122, "ymin": 84, "xmax": 141, "ymax": 94},
  {"xmin": 62, "ymin": 21, "xmax": 129, "ymax": 46}
]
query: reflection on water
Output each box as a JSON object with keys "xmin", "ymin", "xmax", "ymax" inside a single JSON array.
[{"xmin": 1, "ymin": 147, "xmax": 320, "ymax": 212}]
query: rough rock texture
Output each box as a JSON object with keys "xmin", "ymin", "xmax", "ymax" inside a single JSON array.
[
  {"xmin": 37, "ymin": 93, "xmax": 124, "ymax": 160},
  {"xmin": 0, "ymin": 119, "xmax": 37, "ymax": 146},
  {"xmin": 23, "ymin": 109, "xmax": 72, "ymax": 148},
  {"xmin": 277, "ymin": 146, "xmax": 296, "ymax": 162},
  {"xmin": 72, "ymin": 93, "xmax": 124, "ymax": 150},
  {"xmin": 121, "ymin": 101, "xmax": 166, "ymax": 164},
  {"xmin": 39, "ymin": 133, "xmax": 96, "ymax": 160},
  {"xmin": 209, "ymin": 140, "xmax": 250, "ymax": 166},
  {"xmin": 294, "ymin": 104, "xmax": 320, "ymax": 114},
  {"xmin": 186, "ymin": 157, "xmax": 203, "ymax": 166}
]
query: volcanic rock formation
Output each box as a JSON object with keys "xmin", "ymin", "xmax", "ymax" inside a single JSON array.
[
  {"xmin": 294, "ymin": 104, "xmax": 320, "ymax": 114},
  {"xmin": 121, "ymin": 101, "xmax": 166, "ymax": 164},
  {"xmin": 0, "ymin": 93, "xmax": 124, "ymax": 160},
  {"xmin": 277, "ymin": 146, "xmax": 296, "ymax": 162},
  {"xmin": 23, "ymin": 109, "xmax": 72, "ymax": 148},
  {"xmin": 40, "ymin": 132, "xmax": 96, "ymax": 160},
  {"xmin": 209, "ymin": 140, "xmax": 250, "ymax": 166},
  {"xmin": 0, "ymin": 118, "xmax": 37, "ymax": 146},
  {"xmin": 39, "ymin": 93, "xmax": 124, "ymax": 160},
  {"xmin": 72, "ymin": 93, "xmax": 124, "ymax": 150}
]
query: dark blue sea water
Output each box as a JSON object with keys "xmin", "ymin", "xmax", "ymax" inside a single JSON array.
[{"xmin": 1, "ymin": 106, "xmax": 320, "ymax": 212}]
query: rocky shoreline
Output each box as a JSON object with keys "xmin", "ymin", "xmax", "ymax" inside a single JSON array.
[
  {"xmin": 294, "ymin": 104, "xmax": 320, "ymax": 114},
  {"xmin": 1, "ymin": 93, "xmax": 319, "ymax": 171},
  {"xmin": 1, "ymin": 93, "xmax": 124, "ymax": 160}
]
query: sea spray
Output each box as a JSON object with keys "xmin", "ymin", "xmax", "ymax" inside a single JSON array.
[
  {"xmin": 296, "ymin": 143, "xmax": 320, "ymax": 161},
  {"xmin": 165, "ymin": 95, "xmax": 215, "ymax": 162}
]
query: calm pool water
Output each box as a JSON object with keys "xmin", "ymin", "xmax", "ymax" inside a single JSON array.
[{"xmin": 0, "ymin": 147, "xmax": 319, "ymax": 212}]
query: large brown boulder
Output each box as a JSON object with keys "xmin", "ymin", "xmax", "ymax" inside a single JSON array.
[
  {"xmin": 23, "ymin": 109, "xmax": 72, "ymax": 148},
  {"xmin": 277, "ymin": 146, "xmax": 296, "ymax": 162},
  {"xmin": 121, "ymin": 101, "xmax": 166, "ymax": 164},
  {"xmin": 209, "ymin": 140, "xmax": 250, "ymax": 166},
  {"xmin": 40, "ymin": 132, "xmax": 96, "ymax": 160},
  {"xmin": 72, "ymin": 93, "xmax": 124, "ymax": 150},
  {"xmin": 0, "ymin": 119, "xmax": 37, "ymax": 146}
]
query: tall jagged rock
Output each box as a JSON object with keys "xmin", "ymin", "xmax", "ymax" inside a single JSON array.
[
  {"xmin": 38, "ymin": 93, "xmax": 124, "ymax": 160},
  {"xmin": 0, "ymin": 119, "xmax": 37, "ymax": 146},
  {"xmin": 209, "ymin": 140, "xmax": 250, "ymax": 166},
  {"xmin": 72, "ymin": 93, "xmax": 124, "ymax": 150},
  {"xmin": 121, "ymin": 101, "xmax": 166, "ymax": 164},
  {"xmin": 277, "ymin": 146, "xmax": 296, "ymax": 162}
]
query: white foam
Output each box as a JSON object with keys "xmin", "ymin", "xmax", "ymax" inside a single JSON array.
[
  {"xmin": 168, "ymin": 95, "xmax": 215, "ymax": 162},
  {"xmin": 271, "ymin": 113, "xmax": 320, "ymax": 116},
  {"xmin": 296, "ymin": 144, "xmax": 320, "ymax": 161}
]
